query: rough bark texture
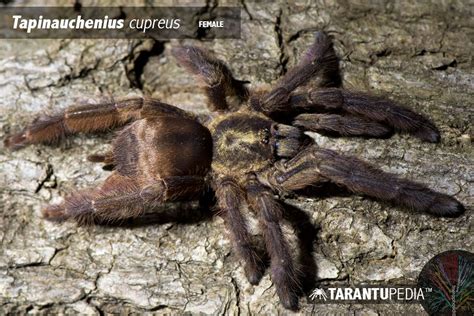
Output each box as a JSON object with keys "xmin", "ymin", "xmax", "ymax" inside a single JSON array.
[{"xmin": 1, "ymin": 0, "xmax": 472, "ymax": 314}]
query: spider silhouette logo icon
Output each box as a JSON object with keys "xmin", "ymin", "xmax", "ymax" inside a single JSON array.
[{"xmin": 309, "ymin": 288, "xmax": 328, "ymax": 301}]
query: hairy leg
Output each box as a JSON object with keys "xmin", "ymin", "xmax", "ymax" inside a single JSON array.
[
  {"xmin": 246, "ymin": 178, "xmax": 300, "ymax": 310},
  {"xmin": 294, "ymin": 113, "xmax": 392, "ymax": 138},
  {"xmin": 289, "ymin": 88, "xmax": 440, "ymax": 142},
  {"xmin": 4, "ymin": 98, "xmax": 192, "ymax": 150},
  {"xmin": 215, "ymin": 177, "xmax": 264, "ymax": 285},
  {"xmin": 254, "ymin": 32, "xmax": 340, "ymax": 114},
  {"xmin": 172, "ymin": 46, "xmax": 248, "ymax": 112},
  {"xmin": 264, "ymin": 146, "xmax": 464, "ymax": 217},
  {"xmin": 87, "ymin": 152, "xmax": 116, "ymax": 171},
  {"xmin": 42, "ymin": 173, "xmax": 206, "ymax": 224}
]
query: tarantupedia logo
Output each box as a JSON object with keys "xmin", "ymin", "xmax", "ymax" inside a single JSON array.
[
  {"xmin": 308, "ymin": 250, "xmax": 473, "ymax": 314},
  {"xmin": 309, "ymin": 286, "xmax": 427, "ymax": 304}
]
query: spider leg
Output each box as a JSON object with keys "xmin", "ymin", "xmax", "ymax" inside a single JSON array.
[
  {"xmin": 87, "ymin": 151, "xmax": 115, "ymax": 168},
  {"xmin": 245, "ymin": 178, "xmax": 300, "ymax": 310},
  {"xmin": 264, "ymin": 146, "xmax": 464, "ymax": 217},
  {"xmin": 289, "ymin": 88, "xmax": 440, "ymax": 142},
  {"xmin": 294, "ymin": 113, "xmax": 392, "ymax": 138},
  {"xmin": 172, "ymin": 46, "xmax": 249, "ymax": 112},
  {"xmin": 215, "ymin": 177, "xmax": 264, "ymax": 285},
  {"xmin": 4, "ymin": 98, "xmax": 192, "ymax": 150},
  {"xmin": 255, "ymin": 31, "xmax": 340, "ymax": 114},
  {"xmin": 42, "ymin": 172, "xmax": 206, "ymax": 225},
  {"xmin": 87, "ymin": 152, "xmax": 113, "ymax": 163}
]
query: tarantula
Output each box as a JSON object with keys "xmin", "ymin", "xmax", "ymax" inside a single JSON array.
[{"xmin": 4, "ymin": 32, "xmax": 464, "ymax": 310}]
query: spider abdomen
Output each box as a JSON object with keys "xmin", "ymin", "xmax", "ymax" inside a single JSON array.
[{"xmin": 114, "ymin": 116, "xmax": 213, "ymax": 180}]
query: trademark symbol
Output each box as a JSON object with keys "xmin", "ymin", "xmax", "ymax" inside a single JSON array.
[{"xmin": 424, "ymin": 287, "xmax": 432, "ymax": 292}]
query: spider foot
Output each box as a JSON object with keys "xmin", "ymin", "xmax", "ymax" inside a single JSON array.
[
  {"xmin": 244, "ymin": 262, "xmax": 264, "ymax": 285},
  {"xmin": 427, "ymin": 194, "xmax": 465, "ymax": 217},
  {"xmin": 275, "ymin": 284, "xmax": 299, "ymax": 311},
  {"xmin": 4, "ymin": 131, "xmax": 28, "ymax": 150},
  {"xmin": 41, "ymin": 203, "xmax": 68, "ymax": 222}
]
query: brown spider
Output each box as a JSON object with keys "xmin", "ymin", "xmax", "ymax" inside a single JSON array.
[{"xmin": 4, "ymin": 32, "xmax": 464, "ymax": 310}]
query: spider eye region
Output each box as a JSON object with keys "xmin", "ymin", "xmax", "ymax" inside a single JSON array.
[{"xmin": 210, "ymin": 112, "xmax": 274, "ymax": 175}]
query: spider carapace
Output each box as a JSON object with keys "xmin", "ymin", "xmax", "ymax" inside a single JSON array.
[
  {"xmin": 4, "ymin": 32, "xmax": 464, "ymax": 310},
  {"xmin": 209, "ymin": 111, "xmax": 304, "ymax": 176}
]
